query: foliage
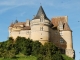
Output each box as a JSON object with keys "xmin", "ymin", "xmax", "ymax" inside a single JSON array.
[
  {"xmin": 62, "ymin": 54, "xmax": 74, "ymax": 60},
  {"xmin": 32, "ymin": 41, "xmax": 42, "ymax": 56},
  {"xmin": 0, "ymin": 55, "xmax": 37, "ymax": 60},
  {"xmin": 37, "ymin": 42, "xmax": 64, "ymax": 60},
  {"xmin": 15, "ymin": 36, "xmax": 33, "ymax": 55},
  {"xmin": 0, "ymin": 36, "xmax": 74, "ymax": 60}
]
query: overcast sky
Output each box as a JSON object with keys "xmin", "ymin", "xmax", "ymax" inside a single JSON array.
[{"xmin": 0, "ymin": 0, "xmax": 80, "ymax": 60}]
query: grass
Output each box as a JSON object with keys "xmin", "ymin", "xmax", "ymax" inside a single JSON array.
[
  {"xmin": 62, "ymin": 54, "xmax": 74, "ymax": 60},
  {"xmin": 0, "ymin": 56, "xmax": 37, "ymax": 60},
  {"xmin": 0, "ymin": 53, "xmax": 37, "ymax": 60},
  {"xmin": 0, "ymin": 54, "xmax": 74, "ymax": 60}
]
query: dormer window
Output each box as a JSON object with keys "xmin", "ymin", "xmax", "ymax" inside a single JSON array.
[
  {"xmin": 58, "ymin": 21, "xmax": 63, "ymax": 30},
  {"xmin": 59, "ymin": 25, "xmax": 63, "ymax": 30},
  {"xmin": 40, "ymin": 14, "xmax": 44, "ymax": 22},
  {"xmin": 60, "ymin": 31, "xmax": 63, "ymax": 36}
]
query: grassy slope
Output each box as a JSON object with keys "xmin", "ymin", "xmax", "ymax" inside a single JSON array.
[
  {"xmin": 0, "ymin": 56, "xmax": 37, "ymax": 60},
  {"xmin": 0, "ymin": 54, "xmax": 74, "ymax": 60},
  {"xmin": 0, "ymin": 53, "xmax": 37, "ymax": 60},
  {"xmin": 62, "ymin": 54, "xmax": 74, "ymax": 60}
]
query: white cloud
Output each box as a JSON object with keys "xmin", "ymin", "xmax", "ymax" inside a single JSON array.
[
  {"xmin": 0, "ymin": 7, "xmax": 12, "ymax": 14},
  {"xmin": 0, "ymin": 0, "xmax": 15, "ymax": 6},
  {"xmin": 0, "ymin": 0, "xmax": 36, "ymax": 6},
  {"xmin": 20, "ymin": 12, "xmax": 26, "ymax": 16},
  {"xmin": 0, "ymin": 0, "xmax": 80, "ymax": 14},
  {"xmin": 0, "ymin": 0, "xmax": 36, "ymax": 14}
]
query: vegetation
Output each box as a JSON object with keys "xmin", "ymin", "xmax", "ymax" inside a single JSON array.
[
  {"xmin": 62, "ymin": 54, "xmax": 74, "ymax": 60},
  {"xmin": 0, "ymin": 36, "xmax": 74, "ymax": 60}
]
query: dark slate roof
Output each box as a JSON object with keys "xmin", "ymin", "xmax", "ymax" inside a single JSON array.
[{"xmin": 33, "ymin": 6, "xmax": 49, "ymax": 20}]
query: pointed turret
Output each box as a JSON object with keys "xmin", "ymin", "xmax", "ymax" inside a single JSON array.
[
  {"xmin": 33, "ymin": 6, "xmax": 49, "ymax": 20},
  {"xmin": 15, "ymin": 20, "xmax": 18, "ymax": 23}
]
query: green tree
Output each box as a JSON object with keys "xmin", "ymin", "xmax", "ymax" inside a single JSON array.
[
  {"xmin": 51, "ymin": 53, "xmax": 63, "ymax": 60},
  {"xmin": 32, "ymin": 41, "xmax": 42, "ymax": 56},
  {"xmin": 15, "ymin": 37, "xmax": 33, "ymax": 55},
  {"xmin": 37, "ymin": 42, "xmax": 64, "ymax": 60}
]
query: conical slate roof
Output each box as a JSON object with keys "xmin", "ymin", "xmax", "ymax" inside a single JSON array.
[{"xmin": 33, "ymin": 6, "xmax": 49, "ymax": 20}]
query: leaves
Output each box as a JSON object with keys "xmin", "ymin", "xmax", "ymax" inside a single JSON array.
[{"xmin": 0, "ymin": 36, "xmax": 73, "ymax": 60}]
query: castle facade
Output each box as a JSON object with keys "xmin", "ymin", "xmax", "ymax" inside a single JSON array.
[{"xmin": 9, "ymin": 6, "xmax": 74, "ymax": 58}]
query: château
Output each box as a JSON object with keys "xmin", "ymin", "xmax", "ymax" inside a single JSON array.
[{"xmin": 9, "ymin": 6, "xmax": 75, "ymax": 58}]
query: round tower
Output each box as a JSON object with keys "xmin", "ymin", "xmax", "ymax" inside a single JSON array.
[
  {"xmin": 59, "ymin": 22, "xmax": 74, "ymax": 58},
  {"xmin": 30, "ymin": 6, "xmax": 51, "ymax": 44}
]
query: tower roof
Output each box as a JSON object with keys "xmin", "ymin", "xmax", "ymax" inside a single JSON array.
[{"xmin": 33, "ymin": 6, "xmax": 49, "ymax": 20}]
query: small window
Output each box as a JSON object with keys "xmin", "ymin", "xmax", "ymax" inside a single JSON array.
[
  {"xmin": 41, "ymin": 33, "xmax": 42, "ymax": 35},
  {"xmin": 40, "ymin": 27, "xmax": 43, "ymax": 31},
  {"xmin": 60, "ymin": 31, "xmax": 63, "ymax": 36},
  {"xmin": 26, "ymin": 31, "xmax": 29, "ymax": 34},
  {"xmin": 40, "ymin": 38, "xmax": 43, "ymax": 39},
  {"xmin": 19, "ymin": 32, "xmax": 20, "ymax": 34},
  {"xmin": 40, "ymin": 15, "xmax": 44, "ymax": 22},
  {"xmin": 60, "ymin": 39, "xmax": 64, "ymax": 43},
  {"xmin": 40, "ymin": 18, "xmax": 43, "ymax": 22},
  {"xmin": 60, "ymin": 26, "xmax": 63, "ymax": 30}
]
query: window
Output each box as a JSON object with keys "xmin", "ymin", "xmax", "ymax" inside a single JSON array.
[
  {"xmin": 26, "ymin": 31, "xmax": 29, "ymax": 34},
  {"xmin": 59, "ymin": 26, "xmax": 63, "ymax": 30},
  {"xmin": 19, "ymin": 32, "xmax": 20, "ymax": 34},
  {"xmin": 41, "ymin": 33, "xmax": 42, "ymax": 35},
  {"xmin": 60, "ymin": 39, "xmax": 64, "ymax": 43},
  {"xmin": 60, "ymin": 31, "xmax": 63, "ymax": 36},
  {"xmin": 40, "ymin": 27, "xmax": 43, "ymax": 31},
  {"xmin": 40, "ymin": 38, "xmax": 43, "ymax": 39},
  {"xmin": 40, "ymin": 14, "xmax": 44, "ymax": 22},
  {"xmin": 40, "ymin": 18, "xmax": 44, "ymax": 22},
  {"xmin": 58, "ymin": 21, "xmax": 63, "ymax": 30}
]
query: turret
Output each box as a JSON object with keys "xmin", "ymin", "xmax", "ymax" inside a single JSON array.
[
  {"xmin": 31, "ymin": 6, "xmax": 51, "ymax": 44},
  {"xmin": 26, "ymin": 19, "xmax": 30, "ymax": 26}
]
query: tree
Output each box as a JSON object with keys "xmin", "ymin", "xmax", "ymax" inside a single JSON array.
[
  {"xmin": 32, "ymin": 41, "xmax": 42, "ymax": 56},
  {"xmin": 51, "ymin": 53, "xmax": 64, "ymax": 60},
  {"xmin": 37, "ymin": 42, "xmax": 64, "ymax": 60},
  {"xmin": 15, "ymin": 37, "xmax": 33, "ymax": 55}
]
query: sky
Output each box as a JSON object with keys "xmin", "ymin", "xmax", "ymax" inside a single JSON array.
[{"xmin": 0, "ymin": 0, "xmax": 80, "ymax": 60}]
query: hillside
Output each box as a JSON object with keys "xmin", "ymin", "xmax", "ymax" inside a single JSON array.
[{"xmin": 0, "ymin": 37, "xmax": 74, "ymax": 60}]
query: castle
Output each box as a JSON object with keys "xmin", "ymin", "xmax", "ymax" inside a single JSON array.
[{"xmin": 9, "ymin": 6, "xmax": 75, "ymax": 58}]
